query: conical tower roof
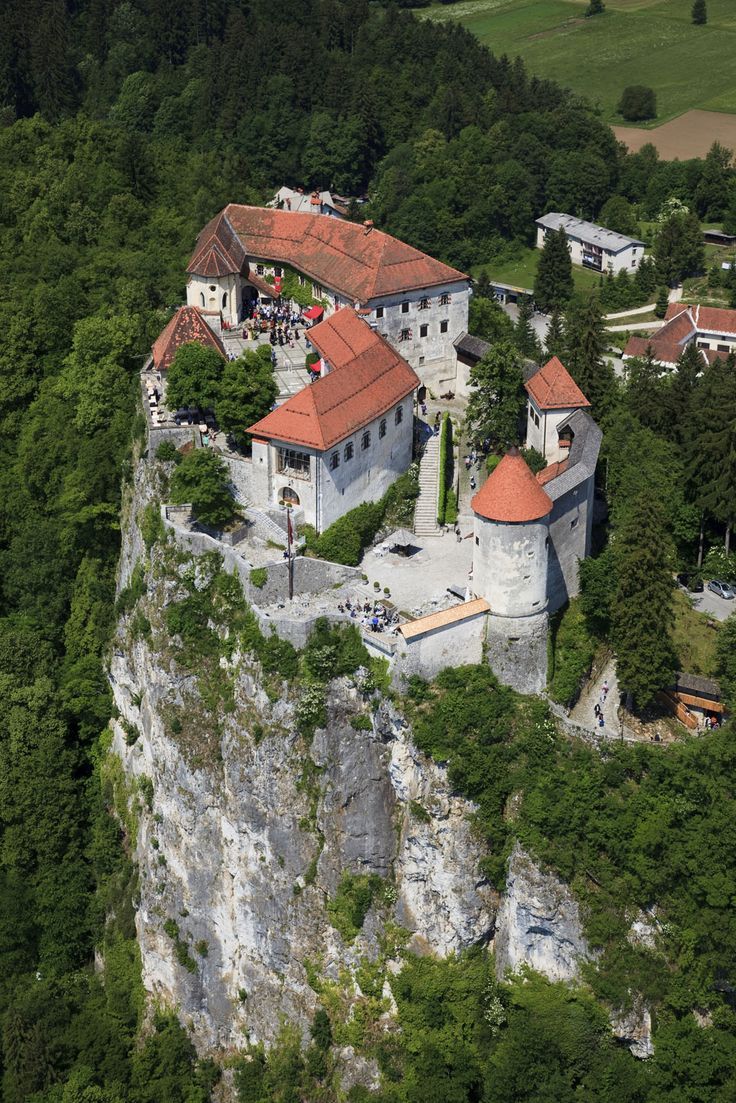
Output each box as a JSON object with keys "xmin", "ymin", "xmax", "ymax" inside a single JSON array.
[{"xmin": 472, "ymin": 447, "xmax": 552, "ymax": 523}]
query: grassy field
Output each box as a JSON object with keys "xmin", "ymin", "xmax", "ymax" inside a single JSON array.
[
  {"xmin": 423, "ymin": 0, "xmax": 736, "ymax": 125},
  {"xmin": 671, "ymin": 589, "xmax": 721, "ymax": 677},
  {"xmin": 476, "ymin": 247, "xmax": 604, "ymax": 294}
]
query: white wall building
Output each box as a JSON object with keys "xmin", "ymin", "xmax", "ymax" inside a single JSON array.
[
  {"xmin": 270, "ymin": 186, "xmax": 348, "ymax": 218},
  {"xmin": 536, "ymin": 212, "xmax": 645, "ymax": 275},
  {"xmin": 185, "ymin": 205, "xmax": 471, "ymax": 392},
  {"xmin": 246, "ymin": 308, "xmax": 419, "ymax": 532}
]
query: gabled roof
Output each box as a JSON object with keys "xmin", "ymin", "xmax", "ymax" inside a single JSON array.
[
  {"xmin": 246, "ymin": 309, "xmax": 419, "ymax": 450},
  {"xmin": 188, "ymin": 205, "xmax": 468, "ymax": 302},
  {"xmin": 537, "ymin": 459, "xmax": 569, "ymax": 486},
  {"xmin": 187, "ymin": 210, "xmax": 249, "ymax": 277},
  {"xmin": 151, "ymin": 306, "xmax": 226, "ymax": 372},
  {"xmin": 525, "ymin": 357, "xmax": 590, "ymax": 410},
  {"xmin": 665, "ymin": 301, "xmax": 736, "ymax": 336},
  {"xmin": 536, "ymin": 212, "xmax": 644, "ymax": 252},
  {"xmin": 472, "ymin": 448, "xmax": 552, "ymax": 523},
  {"xmin": 625, "ymin": 303, "xmax": 736, "ymax": 365}
]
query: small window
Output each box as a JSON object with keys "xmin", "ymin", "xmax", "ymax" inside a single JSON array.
[
  {"xmin": 395, "ymin": 406, "xmax": 403, "ymax": 425},
  {"xmin": 209, "ymin": 284, "xmax": 217, "ymax": 292},
  {"xmin": 256, "ymin": 265, "xmax": 264, "ymax": 275},
  {"xmin": 418, "ymin": 297, "xmax": 430, "ymax": 310},
  {"xmin": 570, "ymin": 518, "xmax": 578, "ymax": 529},
  {"xmin": 717, "ymin": 344, "xmax": 729, "ymax": 352},
  {"xmin": 344, "ymin": 441, "xmax": 354, "ymax": 461},
  {"xmin": 420, "ymin": 323, "xmax": 428, "ymax": 338},
  {"xmin": 439, "ymin": 292, "xmax": 451, "ymax": 305},
  {"xmin": 200, "ymin": 292, "xmax": 205, "ymax": 307},
  {"xmin": 379, "ymin": 419, "xmax": 387, "ymax": 439},
  {"xmin": 222, "ymin": 292, "xmax": 228, "ymax": 309},
  {"xmin": 274, "ymin": 266, "xmax": 282, "ymax": 277},
  {"xmin": 440, "ymin": 320, "xmax": 448, "ymax": 334},
  {"xmin": 361, "ymin": 430, "xmax": 371, "ymax": 451},
  {"xmin": 375, "ymin": 306, "xmax": 384, "ymax": 319},
  {"xmin": 419, "ymin": 355, "xmax": 425, "ymax": 365},
  {"xmin": 329, "ymin": 451, "xmax": 340, "ymax": 470},
  {"xmin": 475, "ymin": 536, "xmax": 479, "ymax": 546},
  {"xmin": 399, "ymin": 328, "xmax": 411, "ymax": 342},
  {"xmin": 401, "ymin": 301, "xmax": 409, "ymax": 314},
  {"xmin": 697, "ymin": 341, "xmax": 709, "ymax": 350}
]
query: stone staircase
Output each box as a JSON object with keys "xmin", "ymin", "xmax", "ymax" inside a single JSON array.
[
  {"xmin": 244, "ymin": 506, "xmax": 305, "ymax": 550},
  {"xmin": 413, "ymin": 434, "xmax": 440, "ymax": 536}
]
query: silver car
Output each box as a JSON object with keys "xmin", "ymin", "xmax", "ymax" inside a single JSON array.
[{"xmin": 707, "ymin": 579, "xmax": 736, "ymax": 599}]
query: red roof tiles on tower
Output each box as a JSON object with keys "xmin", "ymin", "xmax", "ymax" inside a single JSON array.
[
  {"xmin": 472, "ymin": 448, "xmax": 553, "ymax": 523},
  {"xmin": 246, "ymin": 309, "xmax": 419, "ymax": 450},
  {"xmin": 151, "ymin": 306, "xmax": 226, "ymax": 372},
  {"xmin": 525, "ymin": 357, "xmax": 590, "ymax": 410},
  {"xmin": 187, "ymin": 205, "xmax": 467, "ymax": 302}
]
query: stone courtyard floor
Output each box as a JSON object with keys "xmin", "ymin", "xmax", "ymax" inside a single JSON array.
[{"xmin": 361, "ymin": 533, "xmax": 474, "ymax": 618}]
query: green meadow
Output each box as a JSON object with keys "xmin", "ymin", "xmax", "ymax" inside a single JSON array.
[{"xmin": 423, "ymin": 0, "xmax": 736, "ymax": 124}]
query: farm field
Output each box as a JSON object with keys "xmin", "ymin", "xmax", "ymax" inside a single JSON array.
[
  {"xmin": 423, "ymin": 0, "xmax": 736, "ymax": 127},
  {"xmin": 615, "ymin": 110, "xmax": 736, "ymax": 159}
]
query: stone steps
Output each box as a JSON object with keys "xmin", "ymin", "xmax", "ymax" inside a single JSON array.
[{"xmin": 414, "ymin": 434, "xmax": 441, "ymax": 536}]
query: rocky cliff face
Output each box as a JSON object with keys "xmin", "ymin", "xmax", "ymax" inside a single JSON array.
[{"xmin": 108, "ymin": 463, "xmax": 497, "ymax": 1057}]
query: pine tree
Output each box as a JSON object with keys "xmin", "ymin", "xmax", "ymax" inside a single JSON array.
[
  {"xmin": 563, "ymin": 296, "xmax": 616, "ymax": 415},
  {"xmin": 585, "ymin": 0, "xmax": 605, "ymax": 13},
  {"xmin": 654, "ymin": 286, "xmax": 669, "ymax": 318},
  {"xmin": 533, "ymin": 227, "xmax": 574, "ymax": 314},
  {"xmin": 612, "ymin": 493, "xmax": 676, "ymax": 713},
  {"xmin": 692, "ymin": 0, "xmax": 707, "ymax": 24},
  {"xmin": 545, "ymin": 310, "xmax": 565, "ymax": 359},
  {"xmin": 683, "ymin": 354, "xmax": 735, "ymax": 554},
  {"xmin": 514, "ymin": 296, "xmax": 542, "ymax": 359},
  {"xmin": 624, "ymin": 350, "xmax": 672, "ymax": 436},
  {"xmin": 671, "ymin": 340, "xmax": 702, "ymax": 439}
]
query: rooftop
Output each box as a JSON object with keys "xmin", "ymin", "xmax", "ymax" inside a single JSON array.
[
  {"xmin": 246, "ymin": 308, "xmax": 419, "ymax": 450},
  {"xmin": 398, "ymin": 598, "xmax": 490, "ymax": 640},
  {"xmin": 525, "ymin": 356, "xmax": 590, "ymax": 410},
  {"xmin": 472, "ymin": 448, "xmax": 553, "ymax": 523},
  {"xmin": 665, "ymin": 301, "xmax": 736, "ymax": 336},
  {"xmin": 188, "ymin": 205, "xmax": 468, "ymax": 302},
  {"xmin": 152, "ymin": 306, "xmax": 226, "ymax": 372},
  {"xmin": 271, "ymin": 187, "xmax": 348, "ymax": 216},
  {"xmin": 536, "ymin": 212, "xmax": 644, "ymax": 252}
]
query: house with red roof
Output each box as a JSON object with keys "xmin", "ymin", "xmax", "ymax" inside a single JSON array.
[
  {"xmin": 151, "ymin": 305, "xmax": 226, "ymax": 374},
  {"xmin": 246, "ymin": 309, "xmax": 419, "ymax": 532},
  {"xmin": 622, "ymin": 302, "xmax": 736, "ymax": 369},
  {"xmin": 185, "ymin": 205, "xmax": 471, "ymax": 393},
  {"xmin": 524, "ymin": 356, "xmax": 591, "ymax": 464}
]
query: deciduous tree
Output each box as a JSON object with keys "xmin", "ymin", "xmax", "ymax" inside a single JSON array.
[
  {"xmin": 465, "ymin": 340, "xmax": 525, "ymax": 448},
  {"xmin": 216, "ymin": 347, "xmax": 278, "ymax": 449},
  {"xmin": 170, "ymin": 450, "xmax": 237, "ymax": 528},
  {"xmin": 165, "ymin": 343, "xmax": 224, "ymax": 413}
]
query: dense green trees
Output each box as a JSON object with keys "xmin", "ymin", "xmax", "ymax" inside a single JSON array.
[
  {"xmin": 465, "ymin": 342, "xmax": 526, "ymax": 448},
  {"xmin": 165, "ymin": 344, "xmax": 225, "ymax": 412},
  {"xmin": 170, "ymin": 451, "xmax": 238, "ymax": 527},
  {"xmin": 653, "ymin": 208, "xmax": 705, "ymax": 284},
  {"xmin": 617, "ymin": 85, "xmax": 657, "ymax": 122},
  {"xmin": 216, "ymin": 347, "xmax": 279, "ymax": 448},
  {"xmin": 563, "ymin": 296, "xmax": 617, "ymax": 415}
]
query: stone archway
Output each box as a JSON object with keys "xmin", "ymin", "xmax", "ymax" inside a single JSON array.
[{"xmin": 279, "ymin": 487, "xmax": 300, "ymax": 506}]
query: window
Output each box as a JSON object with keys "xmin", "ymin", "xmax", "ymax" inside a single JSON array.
[
  {"xmin": 329, "ymin": 451, "xmax": 340, "ymax": 470},
  {"xmin": 717, "ymin": 343, "xmax": 729, "ymax": 352},
  {"xmin": 361, "ymin": 430, "xmax": 371, "ymax": 451},
  {"xmin": 570, "ymin": 518, "xmax": 578, "ymax": 530},
  {"xmin": 439, "ymin": 292, "xmax": 451, "ymax": 305},
  {"xmin": 419, "ymin": 323, "xmax": 428, "ymax": 338},
  {"xmin": 475, "ymin": 536, "xmax": 479, "ymax": 546},
  {"xmin": 375, "ymin": 306, "xmax": 384, "ymax": 319},
  {"xmin": 440, "ymin": 320, "xmax": 448, "ymax": 334},
  {"xmin": 274, "ymin": 266, "xmax": 282, "ymax": 277},
  {"xmin": 395, "ymin": 406, "xmax": 403, "ymax": 425},
  {"xmin": 697, "ymin": 341, "xmax": 710, "ymax": 350},
  {"xmin": 418, "ymin": 297, "xmax": 430, "ymax": 310},
  {"xmin": 209, "ymin": 284, "xmax": 216, "ymax": 292},
  {"xmin": 222, "ymin": 292, "xmax": 228, "ymax": 309},
  {"xmin": 298, "ymin": 274, "xmax": 305, "ymax": 286},
  {"xmin": 200, "ymin": 292, "xmax": 205, "ymax": 307},
  {"xmin": 277, "ymin": 448, "xmax": 310, "ymax": 477},
  {"xmin": 256, "ymin": 264, "xmax": 264, "ymax": 275},
  {"xmin": 379, "ymin": 419, "xmax": 387, "ymax": 439},
  {"xmin": 401, "ymin": 301, "xmax": 410, "ymax": 314},
  {"xmin": 344, "ymin": 442, "xmax": 354, "ymax": 461},
  {"xmin": 399, "ymin": 328, "xmax": 411, "ymax": 342}
]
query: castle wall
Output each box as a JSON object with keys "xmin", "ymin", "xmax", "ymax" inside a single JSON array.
[
  {"xmin": 546, "ymin": 476, "xmax": 594, "ymax": 615},
  {"xmin": 473, "ymin": 516, "xmax": 548, "ymax": 618},
  {"xmin": 393, "ymin": 612, "xmax": 487, "ymax": 688},
  {"xmin": 186, "ymin": 272, "xmax": 242, "ymax": 325},
  {"xmin": 526, "ymin": 402, "xmax": 579, "ymax": 464},
  {"xmin": 484, "ymin": 612, "xmax": 548, "ymax": 695}
]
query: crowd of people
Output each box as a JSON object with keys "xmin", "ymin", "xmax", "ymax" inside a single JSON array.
[{"xmin": 336, "ymin": 597, "xmax": 401, "ymax": 633}]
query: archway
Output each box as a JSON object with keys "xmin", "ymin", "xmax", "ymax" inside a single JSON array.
[{"xmin": 279, "ymin": 487, "xmax": 300, "ymax": 507}]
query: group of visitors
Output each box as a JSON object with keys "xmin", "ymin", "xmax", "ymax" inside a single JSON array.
[
  {"xmin": 593, "ymin": 679, "xmax": 610, "ymax": 728},
  {"xmin": 337, "ymin": 598, "xmax": 400, "ymax": 633},
  {"xmin": 240, "ymin": 302, "xmax": 304, "ymax": 348}
]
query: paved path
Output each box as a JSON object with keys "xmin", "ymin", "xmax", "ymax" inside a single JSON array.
[
  {"xmin": 606, "ymin": 319, "xmax": 664, "ymax": 334},
  {"xmin": 605, "ymin": 302, "xmax": 657, "ymax": 320},
  {"xmin": 570, "ymin": 657, "xmax": 623, "ymax": 737}
]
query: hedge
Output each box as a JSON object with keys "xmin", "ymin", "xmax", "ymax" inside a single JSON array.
[{"xmin": 437, "ymin": 413, "xmax": 454, "ymax": 526}]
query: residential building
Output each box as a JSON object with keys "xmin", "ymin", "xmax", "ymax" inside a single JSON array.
[
  {"xmin": 270, "ymin": 187, "xmax": 348, "ymax": 218},
  {"xmin": 623, "ymin": 302, "xmax": 736, "ymax": 368},
  {"xmin": 246, "ymin": 308, "xmax": 419, "ymax": 532},
  {"xmin": 185, "ymin": 205, "xmax": 471, "ymax": 392},
  {"xmin": 535, "ymin": 212, "xmax": 645, "ymax": 275}
]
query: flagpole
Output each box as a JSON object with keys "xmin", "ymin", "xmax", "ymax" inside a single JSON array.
[{"xmin": 287, "ymin": 506, "xmax": 294, "ymax": 601}]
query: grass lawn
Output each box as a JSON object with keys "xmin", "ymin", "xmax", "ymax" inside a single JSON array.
[
  {"xmin": 422, "ymin": 0, "xmax": 736, "ymax": 124},
  {"xmin": 476, "ymin": 247, "xmax": 604, "ymax": 295},
  {"xmin": 671, "ymin": 588, "xmax": 721, "ymax": 677}
]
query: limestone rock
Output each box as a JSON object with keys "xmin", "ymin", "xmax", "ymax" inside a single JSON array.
[{"xmin": 610, "ymin": 999, "xmax": 654, "ymax": 1060}]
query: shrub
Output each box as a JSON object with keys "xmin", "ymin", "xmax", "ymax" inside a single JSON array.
[
  {"xmin": 327, "ymin": 872, "xmax": 383, "ymax": 940},
  {"xmin": 156, "ymin": 439, "xmax": 181, "ymax": 463},
  {"xmin": 312, "ymin": 501, "xmax": 383, "ymax": 566},
  {"xmin": 250, "ymin": 567, "xmax": 268, "ymax": 589},
  {"xmin": 437, "ymin": 413, "xmax": 454, "ymax": 525},
  {"xmin": 140, "ymin": 501, "xmax": 164, "ymax": 550},
  {"xmin": 617, "ymin": 85, "xmax": 656, "ymax": 122},
  {"xmin": 303, "ymin": 619, "xmax": 369, "ymax": 681},
  {"xmin": 170, "ymin": 450, "xmax": 237, "ymax": 528},
  {"xmin": 521, "ymin": 446, "xmax": 546, "ymax": 475},
  {"xmin": 115, "ymin": 563, "xmax": 146, "ymax": 616},
  {"xmin": 548, "ymin": 600, "xmax": 596, "ymax": 707}
]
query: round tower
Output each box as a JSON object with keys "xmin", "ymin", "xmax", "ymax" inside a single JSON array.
[{"xmin": 471, "ymin": 447, "xmax": 552, "ymax": 694}]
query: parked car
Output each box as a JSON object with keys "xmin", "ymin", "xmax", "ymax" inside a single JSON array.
[
  {"xmin": 707, "ymin": 578, "xmax": 736, "ymax": 600},
  {"xmin": 676, "ymin": 572, "xmax": 704, "ymax": 593}
]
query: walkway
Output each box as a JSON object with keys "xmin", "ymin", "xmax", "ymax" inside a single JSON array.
[{"xmin": 413, "ymin": 433, "xmax": 440, "ymax": 536}]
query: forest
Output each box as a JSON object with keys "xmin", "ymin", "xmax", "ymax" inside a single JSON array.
[{"xmin": 1, "ymin": 0, "xmax": 736, "ymax": 1100}]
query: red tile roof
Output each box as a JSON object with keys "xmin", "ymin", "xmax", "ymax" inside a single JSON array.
[
  {"xmin": 188, "ymin": 205, "xmax": 468, "ymax": 302},
  {"xmin": 525, "ymin": 357, "xmax": 590, "ymax": 410},
  {"xmin": 537, "ymin": 459, "xmax": 569, "ymax": 486},
  {"xmin": 246, "ymin": 309, "xmax": 419, "ymax": 450},
  {"xmin": 472, "ymin": 448, "xmax": 552, "ymax": 523},
  {"xmin": 151, "ymin": 306, "xmax": 226, "ymax": 372},
  {"xmin": 665, "ymin": 301, "xmax": 736, "ymax": 335},
  {"xmin": 625, "ymin": 303, "xmax": 736, "ymax": 365}
]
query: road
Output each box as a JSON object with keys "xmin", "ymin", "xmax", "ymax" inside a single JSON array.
[{"xmin": 690, "ymin": 585, "xmax": 736, "ymax": 622}]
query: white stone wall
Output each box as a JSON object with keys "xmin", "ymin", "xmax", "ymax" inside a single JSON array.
[
  {"xmin": 546, "ymin": 477, "xmax": 594, "ymax": 614},
  {"xmin": 526, "ymin": 401, "xmax": 579, "ymax": 464},
  {"xmin": 473, "ymin": 515, "xmax": 548, "ymax": 618},
  {"xmin": 394, "ymin": 613, "xmax": 487, "ymax": 685},
  {"xmin": 186, "ymin": 272, "xmax": 242, "ymax": 325},
  {"xmin": 367, "ymin": 281, "xmax": 470, "ymax": 386}
]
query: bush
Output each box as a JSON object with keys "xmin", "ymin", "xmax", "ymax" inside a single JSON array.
[
  {"xmin": 437, "ymin": 413, "xmax": 454, "ymax": 525},
  {"xmin": 140, "ymin": 501, "xmax": 164, "ymax": 550},
  {"xmin": 170, "ymin": 450, "xmax": 237, "ymax": 528},
  {"xmin": 311, "ymin": 501, "xmax": 383, "ymax": 566},
  {"xmin": 548, "ymin": 600, "xmax": 596, "ymax": 707},
  {"xmin": 250, "ymin": 567, "xmax": 268, "ymax": 589},
  {"xmin": 617, "ymin": 85, "xmax": 656, "ymax": 122},
  {"xmin": 302, "ymin": 619, "xmax": 370, "ymax": 681},
  {"xmin": 156, "ymin": 440, "xmax": 181, "ymax": 463},
  {"xmin": 327, "ymin": 872, "xmax": 383, "ymax": 940}
]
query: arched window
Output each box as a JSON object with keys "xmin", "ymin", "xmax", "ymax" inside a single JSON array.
[
  {"xmin": 395, "ymin": 406, "xmax": 403, "ymax": 425},
  {"xmin": 222, "ymin": 292, "xmax": 228, "ymax": 309},
  {"xmin": 280, "ymin": 487, "xmax": 300, "ymax": 506},
  {"xmin": 200, "ymin": 292, "xmax": 205, "ymax": 307}
]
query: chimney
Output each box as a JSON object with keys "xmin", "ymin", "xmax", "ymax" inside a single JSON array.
[{"xmin": 363, "ymin": 219, "xmax": 374, "ymax": 234}]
